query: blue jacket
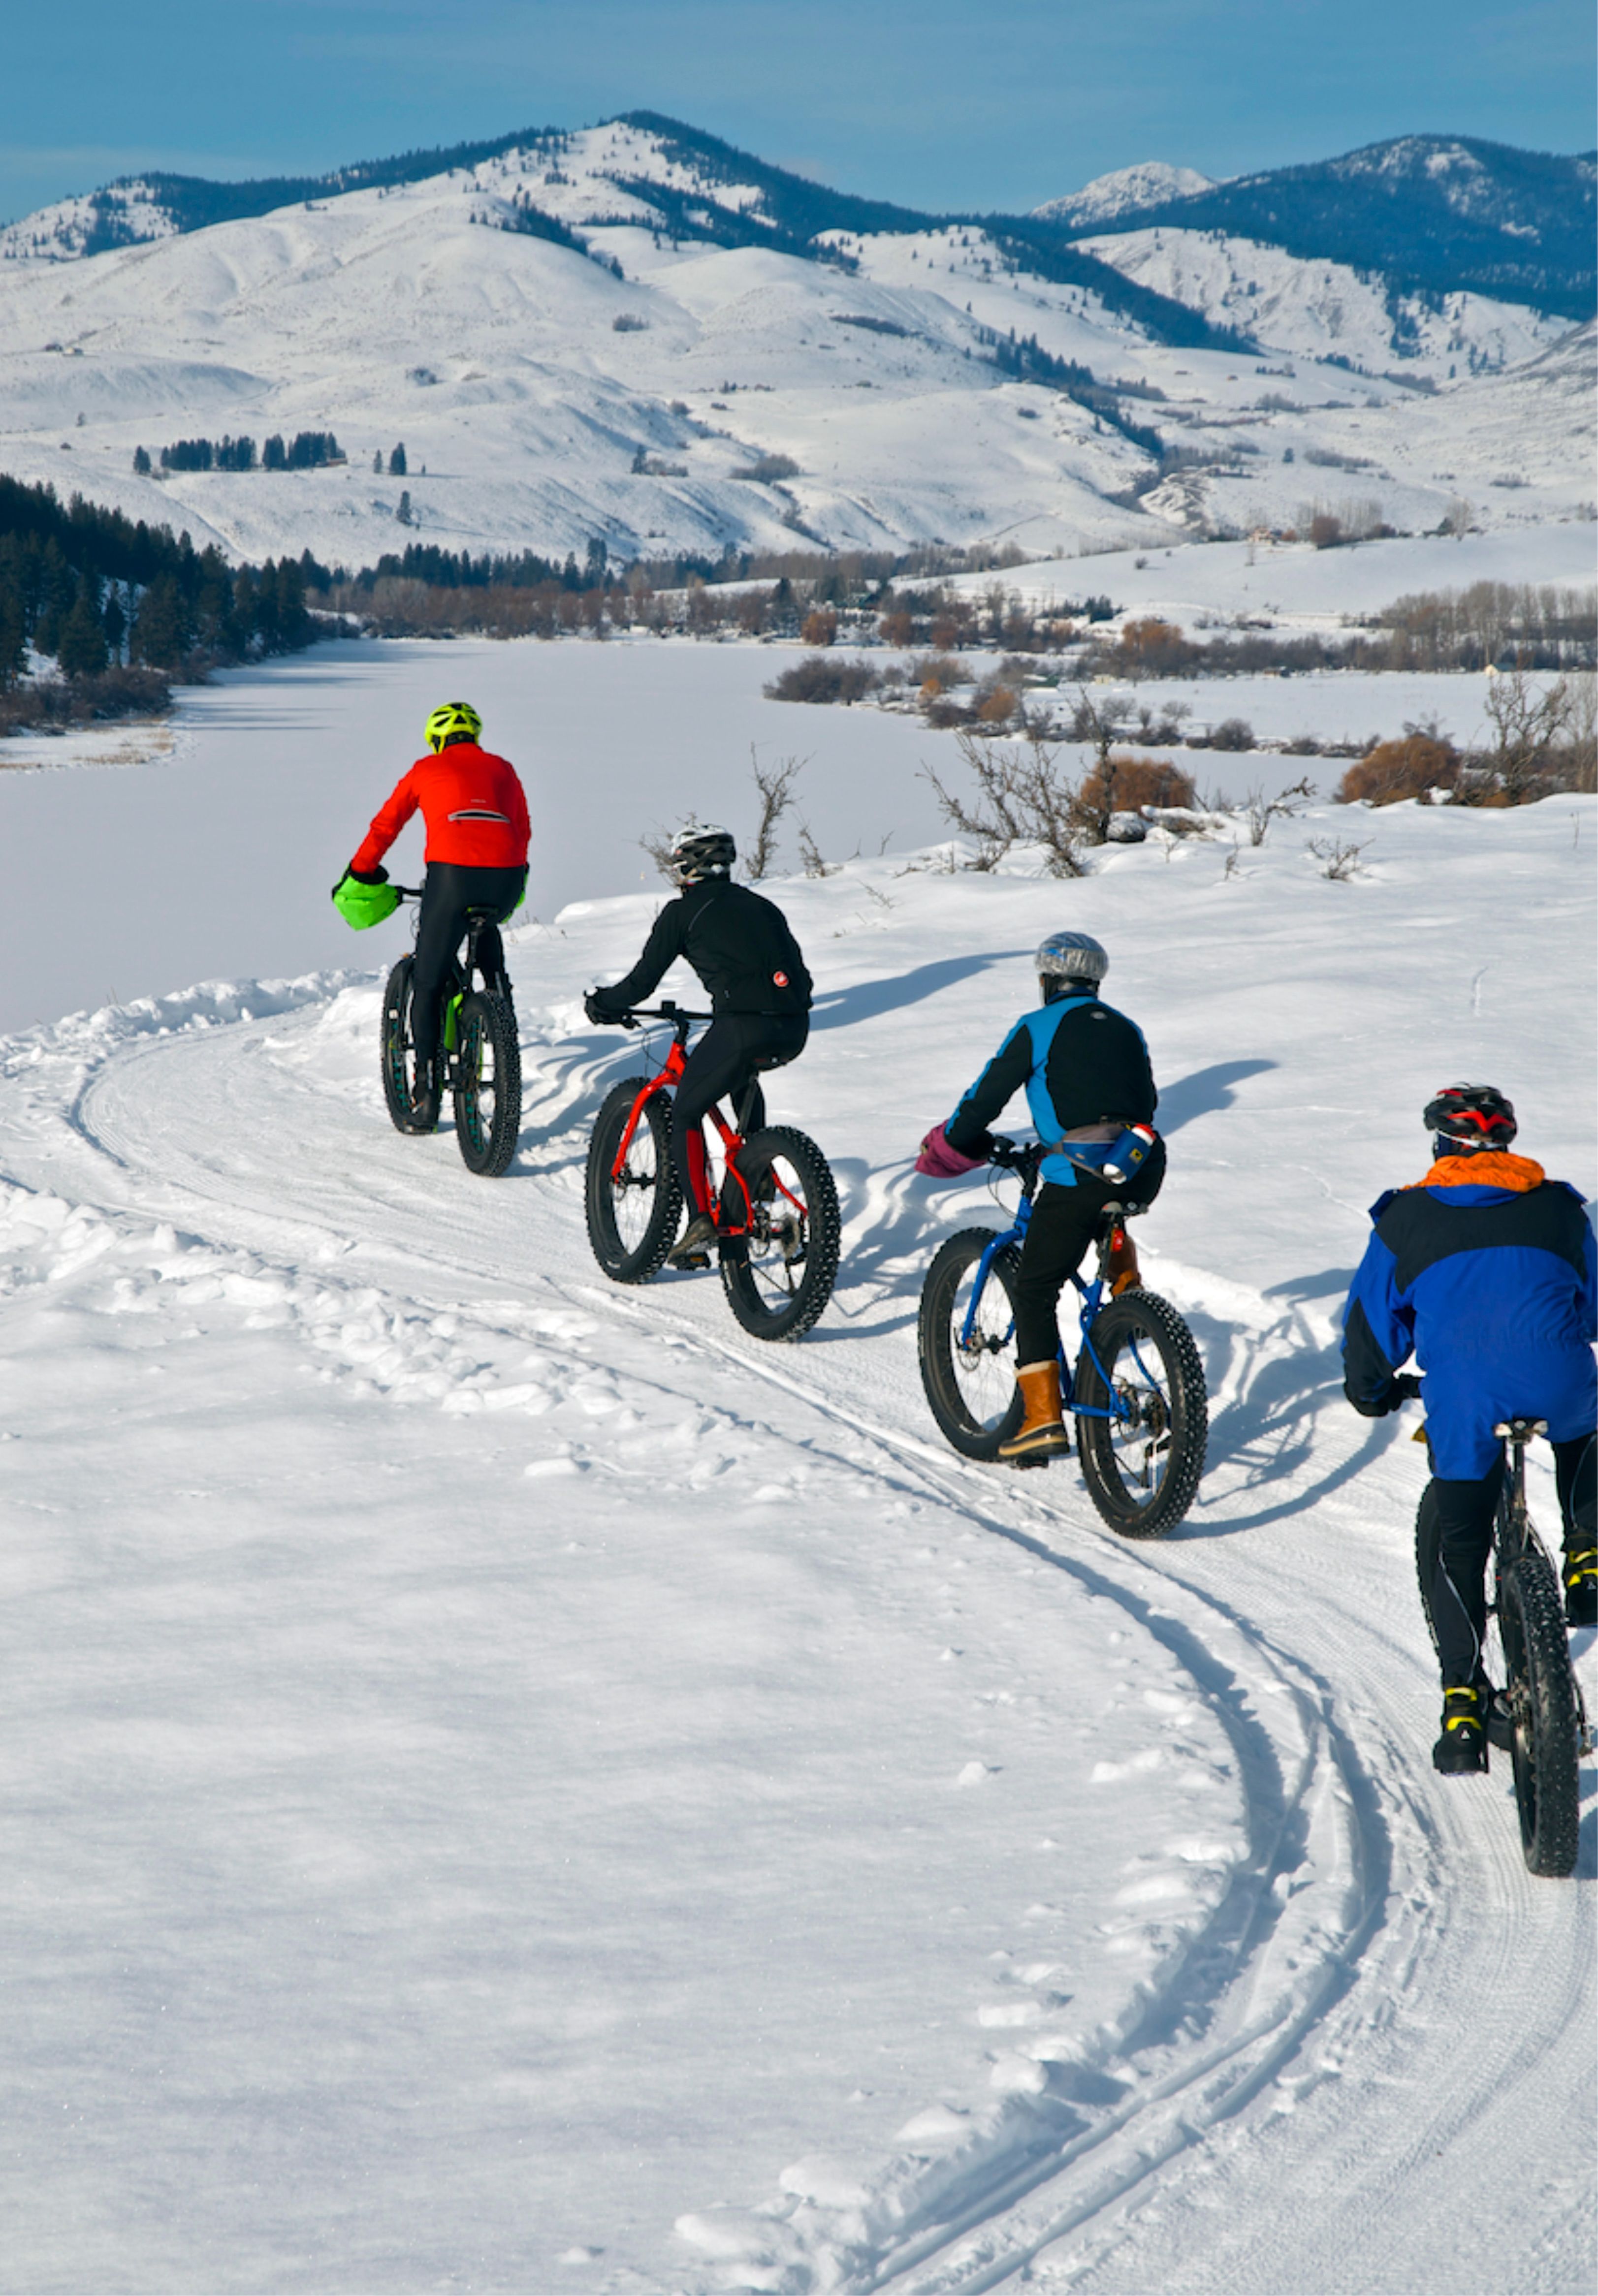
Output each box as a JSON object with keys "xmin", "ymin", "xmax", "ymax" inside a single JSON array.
[
  {"xmin": 943, "ymin": 992, "xmax": 1157, "ymax": 1190},
  {"xmin": 1341, "ymin": 1159, "xmax": 1597, "ymax": 1478}
]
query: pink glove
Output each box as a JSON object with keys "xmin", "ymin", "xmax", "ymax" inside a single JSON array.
[{"xmin": 916, "ymin": 1123, "xmax": 985, "ymax": 1179}]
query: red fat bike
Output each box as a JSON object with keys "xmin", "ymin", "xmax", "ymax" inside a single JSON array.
[{"xmin": 583, "ymin": 1002, "xmax": 840, "ymax": 1341}]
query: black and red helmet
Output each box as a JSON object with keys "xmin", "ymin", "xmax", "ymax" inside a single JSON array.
[{"xmin": 1423, "ymin": 1083, "xmax": 1517, "ymax": 1154}]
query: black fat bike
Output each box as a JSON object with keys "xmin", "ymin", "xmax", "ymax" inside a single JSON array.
[
  {"xmin": 380, "ymin": 888, "xmax": 521, "ymax": 1177},
  {"xmin": 1419, "ymin": 1415, "xmax": 1591, "ymax": 1879}
]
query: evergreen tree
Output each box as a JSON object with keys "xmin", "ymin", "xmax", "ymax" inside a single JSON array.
[
  {"xmin": 396, "ymin": 491, "xmax": 413, "ymax": 525},
  {"xmin": 130, "ymin": 575, "xmax": 193, "ymax": 668},
  {"xmin": 0, "ymin": 594, "xmax": 25, "ymax": 692},
  {"xmin": 373, "ymin": 450, "xmax": 383, "ymax": 473},
  {"xmin": 102, "ymin": 584, "xmax": 127, "ymax": 663},
  {"xmin": 132, "ymin": 446, "xmax": 152, "ymax": 475},
  {"xmin": 262, "ymin": 435, "xmax": 287, "ymax": 471},
  {"xmin": 388, "ymin": 443, "xmax": 407, "ymax": 475},
  {"xmin": 56, "ymin": 581, "xmax": 109, "ymax": 679}
]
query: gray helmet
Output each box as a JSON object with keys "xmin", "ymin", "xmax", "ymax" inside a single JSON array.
[
  {"xmin": 667, "ymin": 820, "xmax": 735, "ymax": 886},
  {"xmin": 1036, "ymin": 931, "xmax": 1108, "ymax": 986}
]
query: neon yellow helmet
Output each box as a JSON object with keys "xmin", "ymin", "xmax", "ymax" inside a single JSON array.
[{"xmin": 424, "ymin": 700, "xmax": 482, "ymax": 752}]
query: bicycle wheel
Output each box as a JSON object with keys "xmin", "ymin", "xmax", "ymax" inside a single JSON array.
[
  {"xmin": 1073, "ymin": 1290, "xmax": 1207, "ymax": 1537},
  {"xmin": 1495, "ymin": 1545, "xmax": 1580, "ymax": 1878},
  {"xmin": 917, "ymin": 1228, "xmax": 1025, "ymax": 1460},
  {"xmin": 380, "ymin": 956, "xmax": 424, "ymax": 1133},
  {"xmin": 718, "ymin": 1125, "xmax": 840, "ymax": 1341},
  {"xmin": 585, "ymin": 1079, "xmax": 682, "ymax": 1282},
  {"xmin": 452, "ymin": 991, "xmax": 521, "ymax": 1177}
]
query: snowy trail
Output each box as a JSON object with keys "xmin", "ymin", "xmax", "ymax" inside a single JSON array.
[{"xmin": 2, "ymin": 913, "xmax": 1591, "ymax": 2294}]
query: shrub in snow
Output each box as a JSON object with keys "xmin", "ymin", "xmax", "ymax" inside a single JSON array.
[
  {"xmin": 1207, "ymin": 717, "xmax": 1255, "ymax": 752},
  {"xmin": 764, "ymin": 655, "xmax": 877, "ymax": 706},
  {"xmin": 1337, "ymin": 734, "xmax": 1458, "ymax": 806}
]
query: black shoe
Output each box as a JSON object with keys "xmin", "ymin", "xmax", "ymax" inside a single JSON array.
[
  {"xmin": 1433, "ymin": 1685, "xmax": 1488, "ymax": 1775},
  {"xmin": 410, "ymin": 1074, "xmax": 440, "ymax": 1133},
  {"xmin": 1563, "ymin": 1546, "xmax": 1597, "ymax": 1629},
  {"xmin": 1469, "ymin": 1673, "xmax": 1513, "ymax": 1751},
  {"xmin": 667, "ymin": 1211, "xmax": 717, "ymax": 1267}
]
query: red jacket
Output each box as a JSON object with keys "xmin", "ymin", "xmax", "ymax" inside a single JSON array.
[{"xmin": 351, "ymin": 745, "xmax": 531, "ymax": 874}]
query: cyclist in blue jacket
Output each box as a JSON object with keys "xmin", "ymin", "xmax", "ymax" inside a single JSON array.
[
  {"xmin": 1342, "ymin": 1084, "xmax": 1598, "ymax": 1775},
  {"xmin": 919, "ymin": 932, "xmax": 1165, "ymax": 1463}
]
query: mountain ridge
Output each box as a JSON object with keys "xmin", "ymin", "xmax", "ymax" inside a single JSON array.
[{"xmin": 3, "ymin": 118, "xmax": 1591, "ymax": 322}]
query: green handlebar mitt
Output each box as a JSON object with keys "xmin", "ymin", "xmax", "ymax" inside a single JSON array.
[{"xmin": 333, "ymin": 872, "xmax": 401, "ymax": 930}]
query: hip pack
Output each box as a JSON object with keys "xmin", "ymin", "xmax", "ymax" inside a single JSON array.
[{"xmin": 1050, "ymin": 1122, "xmax": 1159, "ymax": 1184}]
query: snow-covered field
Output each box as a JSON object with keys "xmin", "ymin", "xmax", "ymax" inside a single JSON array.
[{"xmin": 0, "ymin": 636, "xmax": 1594, "ymax": 2293}]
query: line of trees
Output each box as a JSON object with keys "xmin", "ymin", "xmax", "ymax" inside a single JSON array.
[
  {"xmin": 131, "ymin": 431, "xmax": 345, "ymax": 476},
  {"xmin": 0, "ymin": 475, "xmax": 328, "ymax": 696}
]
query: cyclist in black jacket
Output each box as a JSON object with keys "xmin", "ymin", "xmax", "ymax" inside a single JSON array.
[{"xmin": 586, "ymin": 822, "xmax": 813, "ymax": 1264}]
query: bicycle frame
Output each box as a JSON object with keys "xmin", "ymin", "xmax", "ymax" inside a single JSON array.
[
  {"xmin": 958, "ymin": 1148, "xmax": 1148, "ymax": 1426},
  {"xmin": 396, "ymin": 887, "xmax": 511, "ymax": 1059},
  {"xmin": 606, "ymin": 1002, "xmax": 803, "ymax": 1240}
]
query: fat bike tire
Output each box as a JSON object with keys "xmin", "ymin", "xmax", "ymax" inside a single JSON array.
[
  {"xmin": 718, "ymin": 1126, "xmax": 839, "ymax": 1341},
  {"xmin": 585, "ymin": 1080, "xmax": 682, "ymax": 1283},
  {"xmin": 1497, "ymin": 1547, "xmax": 1581, "ymax": 1879},
  {"xmin": 452, "ymin": 991, "xmax": 521, "ymax": 1177},
  {"xmin": 380, "ymin": 956, "xmax": 429, "ymax": 1133},
  {"xmin": 917, "ymin": 1229, "xmax": 1025, "ymax": 1461},
  {"xmin": 1073, "ymin": 1290, "xmax": 1207, "ymax": 1538}
]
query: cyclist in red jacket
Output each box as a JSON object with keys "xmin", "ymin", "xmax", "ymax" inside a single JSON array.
[{"xmin": 335, "ymin": 702, "xmax": 530, "ymax": 1131}]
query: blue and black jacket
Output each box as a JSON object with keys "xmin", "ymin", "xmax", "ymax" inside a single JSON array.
[
  {"xmin": 1341, "ymin": 1155, "xmax": 1598, "ymax": 1479},
  {"xmin": 943, "ymin": 991, "xmax": 1158, "ymax": 1190}
]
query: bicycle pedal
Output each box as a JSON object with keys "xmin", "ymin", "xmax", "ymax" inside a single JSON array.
[
  {"xmin": 677, "ymin": 1251, "xmax": 711, "ymax": 1271},
  {"xmin": 1009, "ymin": 1452, "xmax": 1050, "ymax": 1471}
]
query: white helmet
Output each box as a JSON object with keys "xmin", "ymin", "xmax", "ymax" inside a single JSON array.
[
  {"xmin": 1035, "ymin": 931, "xmax": 1107, "ymax": 987},
  {"xmin": 667, "ymin": 820, "xmax": 736, "ymax": 886}
]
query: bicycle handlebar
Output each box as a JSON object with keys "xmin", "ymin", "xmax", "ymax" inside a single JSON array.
[{"xmin": 616, "ymin": 1001, "xmax": 712, "ymax": 1026}]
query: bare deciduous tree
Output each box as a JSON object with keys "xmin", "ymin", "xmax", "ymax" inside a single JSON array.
[
  {"xmin": 922, "ymin": 727, "xmax": 1087, "ymax": 877},
  {"xmin": 1243, "ymin": 775, "xmax": 1316, "ymax": 845},
  {"xmin": 1477, "ymin": 669, "xmax": 1575, "ymax": 803},
  {"xmin": 744, "ymin": 747, "xmax": 806, "ymax": 880},
  {"xmin": 1306, "ymin": 834, "xmax": 1371, "ymax": 881}
]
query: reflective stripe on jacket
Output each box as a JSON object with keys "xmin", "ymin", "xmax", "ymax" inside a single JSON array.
[{"xmin": 352, "ymin": 745, "xmax": 531, "ymax": 873}]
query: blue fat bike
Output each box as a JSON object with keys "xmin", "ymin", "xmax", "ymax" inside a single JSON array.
[{"xmin": 917, "ymin": 1140, "xmax": 1208, "ymax": 1537}]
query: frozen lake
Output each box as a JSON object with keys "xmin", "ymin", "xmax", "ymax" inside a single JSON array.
[{"xmin": 0, "ymin": 634, "xmax": 1526, "ymax": 1035}]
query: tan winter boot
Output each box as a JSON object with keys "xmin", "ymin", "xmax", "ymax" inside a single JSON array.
[{"xmin": 999, "ymin": 1361, "xmax": 1071, "ymax": 1464}]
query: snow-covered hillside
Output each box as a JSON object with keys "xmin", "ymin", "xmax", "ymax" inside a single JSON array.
[
  {"xmin": 1076, "ymin": 226, "xmax": 1567, "ymax": 378},
  {"xmin": 1032, "ymin": 164, "xmax": 1217, "ymax": 230},
  {"xmin": 0, "ymin": 635, "xmax": 1593, "ymax": 2287},
  {"xmin": 0, "ymin": 119, "xmax": 1591, "ymax": 569}
]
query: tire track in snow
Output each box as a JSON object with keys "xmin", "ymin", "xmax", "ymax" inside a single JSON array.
[{"xmin": 3, "ymin": 986, "xmax": 1593, "ymax": 2295}]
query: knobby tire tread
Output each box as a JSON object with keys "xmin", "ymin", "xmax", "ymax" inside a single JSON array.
[
  {"xmin": 1073, "ymin": 1289, "xmax": 1208, "ymax": 1538},
  {"xmin": 585, "ymin": 1079, "xmax": 682, "ymax": 1283},
  {"xmin": 380, "ymin": 956, "xmax": 418, "ymax": 1134},
  {"xmin": 1498, "ymin": 1546, "xmax": 1581, "ymax": 1879},
  {"xmin": 918, "ymin": 1228, "xmax": 1024, "ymax": 1461},
  {"xmin": 453, "ymin": 991, "xmax": 521, "ymax": 1177},
  {"xmin": 719, "ymin": 1126, "xmax": 840, "ymax": 1342}
]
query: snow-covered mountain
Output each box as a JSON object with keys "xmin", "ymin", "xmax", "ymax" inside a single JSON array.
[
  {"xmin": 1032, "ymin": 162, "xmax": 1216, "ymax": 230},
  {"xmin": 1048, "ymin": 134, "xmax": 1597, "ymax": 320},
  {"xmin": 0, "ymin": 117, "xmax": 1591, "ymax": 570}
]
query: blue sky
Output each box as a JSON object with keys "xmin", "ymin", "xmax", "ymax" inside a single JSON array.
[{"xmin": 6, "ymin": 0, "xmax": 1595, "ymax": 224}]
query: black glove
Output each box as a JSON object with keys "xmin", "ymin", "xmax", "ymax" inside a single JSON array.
[
  {"xmin": 1392, "ymin": 1374, "xmax": 1423, "ymax": 1404},
  {"xmin": 584, "ymin": 990, "xmax": 614, "ymax": 1027}
]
